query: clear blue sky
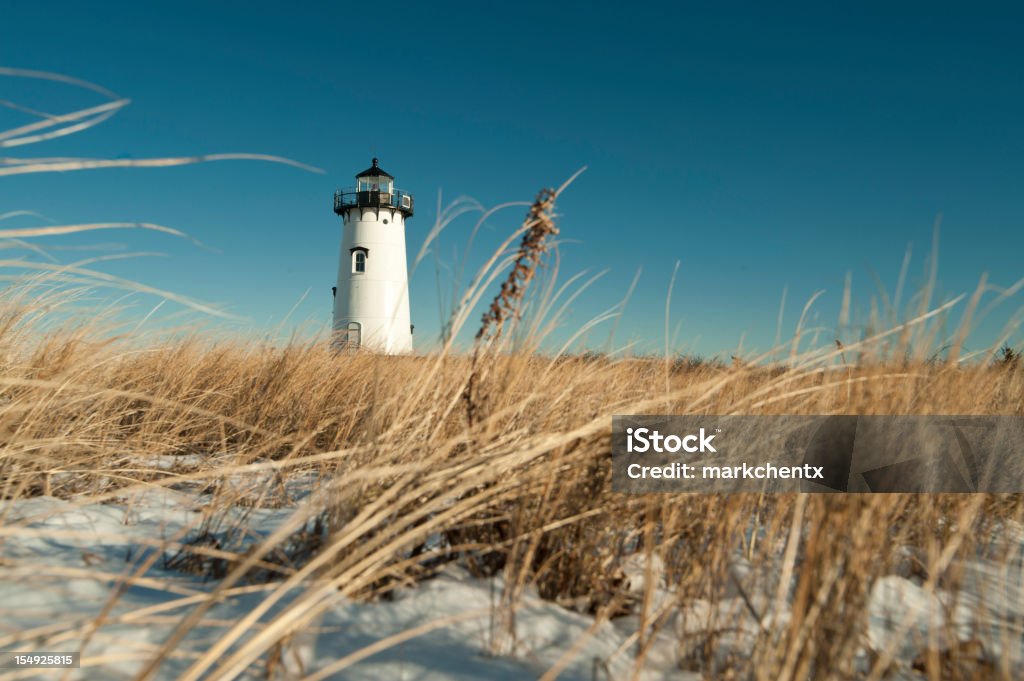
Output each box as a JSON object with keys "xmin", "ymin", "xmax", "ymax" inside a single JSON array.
[{"xmin": 2, "ymin": 1, "xmax": 1022, "ymax": 358}]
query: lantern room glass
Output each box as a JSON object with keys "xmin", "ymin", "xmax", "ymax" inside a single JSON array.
[{"xmin": 358, "ymin": 175, "xmax": 393, "ymax": 193}]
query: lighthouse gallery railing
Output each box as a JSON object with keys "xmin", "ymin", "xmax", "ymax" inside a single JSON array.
[{"xmin": 333, "ymin": 188, "xmax": 414, "ymax": 216}]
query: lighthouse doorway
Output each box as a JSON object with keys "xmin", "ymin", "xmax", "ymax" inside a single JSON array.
[{"xmin": 337, "ymin": 321, "xmax": 361, "ymax": 349}]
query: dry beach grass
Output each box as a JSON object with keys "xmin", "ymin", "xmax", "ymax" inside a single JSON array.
[
  {"xmin": 2, "ymin": 221, "xmax": 1023, "ymax": 681},
  {"xmin": 2, "ymin": 68, "xmax": 1024, "ymax": 681}
]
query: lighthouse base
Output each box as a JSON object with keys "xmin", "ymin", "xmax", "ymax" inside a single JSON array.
[{"xmin": 330, "ymin": 319, "xmax": 412, "ymax": 355}]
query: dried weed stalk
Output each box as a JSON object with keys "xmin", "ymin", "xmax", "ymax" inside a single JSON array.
[{"xmin": 465, "ymin": 187, "xmax": 558, "ymax": 426}]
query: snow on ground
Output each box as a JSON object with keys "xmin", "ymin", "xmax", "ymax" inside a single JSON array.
[
  {"xmin": 2, "ymin": 490, "xmax": 1023, "ymax": 679},
  {"xmin": 867, "ymin": 563, "xmax": 1024, "ymax": 671},
  {"xmin": 0, "ymin": 492, "xmax": 698, "ymax": 680}
]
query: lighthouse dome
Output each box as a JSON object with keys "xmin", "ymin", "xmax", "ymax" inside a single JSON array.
[{"xmin": 355, "ymin": 157, "xmax": 394, "ymax": 180}]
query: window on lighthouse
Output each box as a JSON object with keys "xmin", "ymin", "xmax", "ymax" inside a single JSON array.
[{"xmin": 353, "ymin": 250, "xmax": 366, "ymax": 273}]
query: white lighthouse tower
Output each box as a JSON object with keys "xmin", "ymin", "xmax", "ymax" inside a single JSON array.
[{"xmin": 331, "ymin": 158, "xmax": 414, "ymax": 353}]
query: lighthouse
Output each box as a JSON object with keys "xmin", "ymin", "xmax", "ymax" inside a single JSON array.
[{"xmin": 331, "ymin": 158, "xmax": 415, "ymax": 353}]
